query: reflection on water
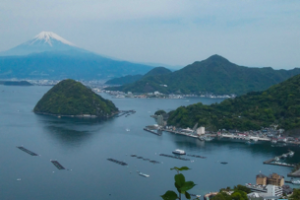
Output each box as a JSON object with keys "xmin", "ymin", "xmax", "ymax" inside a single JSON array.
[{"xmin": 36, "ymin": 114, "xmax": 107, "ymax": 147}]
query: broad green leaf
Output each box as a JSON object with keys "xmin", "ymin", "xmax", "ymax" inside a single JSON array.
[
  {"xmin": 161, "ymin": 190, "xmax": 178, "ymax": 200},
  {"xmin": 174, "ymin": 173, "xmax": 185, "ymax": 188},
  {"xmin": 178, "ymin": 166, "xmax": 190, "ymax": 171},
  {"xmin": 174, "ymin": 183, "xmax": 181, "ymax": 193},
  {"xmin": 180, "ymin": 181, "xmax": 196, "ymax": 192},
  {"xmin": 170, "ymin": 167, "xmax": 180, "ymax": 171},
  {"xmin": 185, "ymin": 191, "xmax": 191, "ymax": 199},
  {"xmin": 171, "ymin": 166, "xmax": 190, "ymax": 171}
]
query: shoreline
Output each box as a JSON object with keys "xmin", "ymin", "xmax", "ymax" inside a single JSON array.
[{"xmin": 33, "ymin": 111, "xmax": 119, "ymax": 119}]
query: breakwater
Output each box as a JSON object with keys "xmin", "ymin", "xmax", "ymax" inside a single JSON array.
[{"xmin": 143, "ymin": 128, "xmax": 162, "ymax": 136}]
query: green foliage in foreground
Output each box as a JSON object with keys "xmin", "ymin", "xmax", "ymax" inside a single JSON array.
[
  {"xmin": 34, "ymin": 79, "xmax": 118, "ymax": 117},
  {"xmin": 289, "ymin": 188, "xmax": 300, "ymax": 200},
  {"xmin": 161, "ymin": 167, "xmax": 199, "ymax": 200},
  {"xmin": 168, "ymin": 73, "xmax": 300, "ymax": 132}
]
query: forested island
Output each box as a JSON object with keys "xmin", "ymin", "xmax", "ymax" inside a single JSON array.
[
  {"xmin": 0, "ymin": 80, "xmax": 32, "ymax": 86},
  {"xmin": 34, "ymin": 79, "xmax": 118, "ymax": 118},
  {"xmin": 167, "ymin": 73, "xmax": 300, "ymax": 133}
]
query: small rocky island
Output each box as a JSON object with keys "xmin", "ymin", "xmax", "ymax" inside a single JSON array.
[{"xmin": 34, "ymin": 79, "xmax": 119, "ymax": 118}]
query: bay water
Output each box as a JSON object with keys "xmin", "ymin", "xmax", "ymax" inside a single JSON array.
[{"xmin": 0, "ymin": 85, "xmax": 299, "ymax": 200}]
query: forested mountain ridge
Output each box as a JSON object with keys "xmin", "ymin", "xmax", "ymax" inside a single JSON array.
[
  {"xmin": 105, "ymin": 66, "xmax": 171, "ymax": 86},
  {"xmin": 109, "ymin": 55, "xmax": 300, "ymax": 95},
  {"xmin": 167, "ymin": 73, "xmax": 300, "ymax": 132}
]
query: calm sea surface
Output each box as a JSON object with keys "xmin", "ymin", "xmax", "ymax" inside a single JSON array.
[{"xmin": 0, "ymin": 85, "xmax": 299, "ymax": 200}]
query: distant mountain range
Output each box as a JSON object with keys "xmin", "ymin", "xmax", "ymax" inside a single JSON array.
[
  {"xmin": 105, "ymin": 66, "xmax": 171, "ymax": 85},
  {"xmin": 0, "ymin": 32, "xmax": 153, "ymax": 80},
  {"xmin": 168, "ymin": 72, "xmax": 300, "ymax": 133},
  {"xmin": 108, "ymin": 55, "xmax": 300, "ymax": 95}
]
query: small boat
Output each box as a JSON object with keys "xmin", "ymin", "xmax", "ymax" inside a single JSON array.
[
  {"xmin": 172, "ymin": 149, "xmax": 186, "ymax": 155},
  {"xmin": 139, "ymin": 172, "xmax": 150, "ymax": 178},
  {"xmin": 292, "ymin": 179, "xmax": 300, "ymax": 185},
  {"xmin": 274, "ymin": 157, "xmax": 280, "ymax": 161},
  {"xmin": 199, "ymin": 136, "xmax": 214, "ymax": 141},
  {"xmin": 289, "ymin": 151, "xmax": 294, "ymax": 156},
  {"xmin": 126, "ymin": 128, "xmax": 130, "ymax": 132},
  {"xmin": 220, "ymin": 162, "xmax": 228, "ymax": 164}
]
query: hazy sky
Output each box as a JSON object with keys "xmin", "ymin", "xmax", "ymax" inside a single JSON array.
[{"xmin": 1, "ymin": 0, "xmax": 300, "ymax": 69}]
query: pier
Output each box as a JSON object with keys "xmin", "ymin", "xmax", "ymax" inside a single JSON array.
[
  {"xmin": 161, "ymin": 128, "xmax": 199, "ymax": 138},
  {"xmin": 143, "ymin": 128, "xmax": 162, "ymax": 136},
  {"xmin": 17, "ymin": 146, "xmax": 38, "ymax": 156},
  {"xmin": 159, "ymin": 153, "xmax": 190, "ymax": 161},
  {"xmin": 263, "ymin": 153, "xmax": 295, "ymax": 168},
  {"xmin": 51, "ymin": 160, "xmax": 65, "ymax": 170},
  {"xmin": 107, "ymin": 158, "xmax": 128, "ymax": 166}
]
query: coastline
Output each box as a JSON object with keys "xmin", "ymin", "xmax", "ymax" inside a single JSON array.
[{"xmin": 33, "ymin": 111, "xmax": 119, "ymax": 119}]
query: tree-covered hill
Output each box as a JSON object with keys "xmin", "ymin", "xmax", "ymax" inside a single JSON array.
[
  {"xmin": 34, "ymin": 79, "xmax": 118, "ymax": 118},
  {"xmin": 168, "ymin": 73, "xmax": 300, "ymax": 132},
  {"xmin": 105, "ymin": 66, "xmax": 171, "ymax": 86},
  {"xmin": 143, "ymin": 66, "xmax": 172, "ymax": 78},
  {"xmin": 105, "ymin": 74, "xmax": 143, "ymax": 85},
  {"xmin": 109, "ymin": 55, "xmax": 300, "ymax": 95}
]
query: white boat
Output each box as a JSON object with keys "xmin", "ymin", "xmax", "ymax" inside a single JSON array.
[
  {"xmin": 139, "ymin": 172, "xmax": 150, "ymax": 178},
  {"xmin": 289, "ymin": 151, "xmax": 294, "ymax": 156},
  {"xmin": 172, "ymin": 149, "xmax": 186, "ymax": 155},
  {"xmin": 292, "ymin": 179, "xmax": 300, "ymax": 184},
  {"xmin": 126, "ymin": 128, "xmax": 130, "ymax": 132},
  {"xmin": 199, "ymin": 136, "xmax": 214, "ymax": 141}
]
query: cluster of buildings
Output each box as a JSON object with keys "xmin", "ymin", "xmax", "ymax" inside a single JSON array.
[
  {"xmin": 204, "ymin": 173, "xmax": 293, "ymax": 200},
  {"xmin": 246, "ymin": 173, "xmax": 292, "ymax": 200}
]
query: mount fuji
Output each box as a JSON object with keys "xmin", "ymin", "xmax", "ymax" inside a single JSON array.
[{"xmin": 0, "ymin": 32, "xmax": 153, "ymax": 80}]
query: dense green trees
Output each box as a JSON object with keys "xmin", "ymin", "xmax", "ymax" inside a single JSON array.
[
  {"xmin": 109, "ymin": 55, "xmax": 300, "ymax": 95},
  {"xmin": 168, "ymin": 73, "xmax": 300, "ymax": 132},
  {"xmin": 34, "ymin": 79, "xmax": 118, "ymax": 118},
  {"xmin": 289, "ymin": 188, "xmax": 300, "ymax": 199}
]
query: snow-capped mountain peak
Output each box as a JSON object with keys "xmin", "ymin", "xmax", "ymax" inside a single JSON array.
[
  {"xmin": 32, "ymin": 31, "xmax": 74, "ymax": 46},
  {"xmin": 0, "ymin": 31, "xmax": 78, "ymax": 56}
]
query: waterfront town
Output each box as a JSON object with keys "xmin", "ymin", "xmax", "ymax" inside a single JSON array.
[{"xmin": 141, "ymin": 113, "xmax": 300, "ymax": 200}]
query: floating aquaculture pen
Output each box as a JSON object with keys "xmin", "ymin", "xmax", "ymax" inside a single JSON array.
[
  {"xmin": 51, "ymin": 160, "xmax": 65, "ymax": 170},
  {"xmin": 159, "ymin": 153, "xmax": 190, "ymax": 161},
  {"xmin": 130, "ymin": 154, "xmax": 160, "ymax": 164},
  {"xmin": 107, "ymin": 158, "xmax": 128, "ymax": 166},
  {"xmin": 17, "ymin": 146, "xmax": 38, "ymax": 156},
  {"xmin": 186, "ymin": 154, "xmax": 206, "ymax": 159}
]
